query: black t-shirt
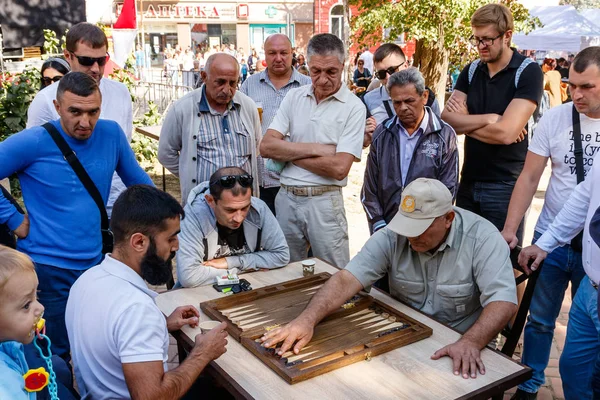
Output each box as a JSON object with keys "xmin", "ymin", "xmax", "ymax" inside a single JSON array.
[
  {"xmin": 215, "ymin": 223, "xmax": 249, "ymax": 259},
  {"xmin": 454, "ymin": 51, "xmax": 543, "ymax": 182}
]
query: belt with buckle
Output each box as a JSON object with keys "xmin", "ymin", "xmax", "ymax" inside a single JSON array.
[{"xmin": 281, "ymin": 184, "xmax": 340, "ymax": 197}]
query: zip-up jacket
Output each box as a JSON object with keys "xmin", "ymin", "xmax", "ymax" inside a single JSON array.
[
  {"xmin": 361, "ymin": 107, "xmax": 459, "ymax": 233},
  {"xmin": 177, "ymin": 182, "xmax": 290, "ymax": 287}
]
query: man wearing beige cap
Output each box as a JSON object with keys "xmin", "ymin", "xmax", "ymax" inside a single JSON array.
[{"xmin": 261, "ymin": 178, "xmax": 517, "ymax": 379}]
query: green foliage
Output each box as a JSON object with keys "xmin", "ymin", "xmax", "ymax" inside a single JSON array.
[
  {"xmin": 559, "ymin": 0, "xmax": 600, "ymax": 10},
  {"xmin": 109, "ymin": 53, "xmax": 138, "ymax": 102},
  {"xmin": 43, "ymin": 29, "xmax": 60, "ymax": 55},
  {"xmin": 0, "ymin": 67, "xmax": 41, "ymax": 142},
  {"xmin": 350, "ymin": 0, "xmax": 540, "ymax": 70},
  {"xmin": 131, "ymin": 102, "xmax": 160, "ymax": 169}
]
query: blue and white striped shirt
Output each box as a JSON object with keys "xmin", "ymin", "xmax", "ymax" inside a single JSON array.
[
  {"xmin": 196, "ymin": 87, "xmax": 251, "ymax": 184},
  {"xmin": 240, "ymin": 68, "xmax": 312, "ymax": 187}
]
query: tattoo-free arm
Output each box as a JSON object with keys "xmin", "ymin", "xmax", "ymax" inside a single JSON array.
[
  {"xmin": 293, "ymin": 152, "xmax": 356, "ymax": 181},
  {"xmin": 441, "ymin": 90, "xmax": 499, "ymax": 134},
  {"xmin": 259, "ymin": 130, "xmax": 336, "ymax": 162},
  {"xmin": 468, "ymin": 99, "xmax": 537, "ymax": 145}
]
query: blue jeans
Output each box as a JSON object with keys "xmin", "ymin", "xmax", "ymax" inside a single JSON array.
[
  {"xmin": 34, "ymin": 263, "xmax": 86, "ymax": 362},
  {"xmin": 518, "ymin": 231, "xmax": 585, "ymax": 393},
  {"xmin": 457, "ymin": 180, "xmax": 525, "ymax": 245},
  {"xmin": 559, "ymin": 279, "xmax": 600, "ymax": 400}
]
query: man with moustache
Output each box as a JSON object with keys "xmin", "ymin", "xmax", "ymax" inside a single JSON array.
[
  {"xmin": 240, "ymin": 34, "xmax": 311, "ymax": 215},
  {"xmin": 261, "ymin": 179, "xmax": 517, "ymax": 380},
  {"xmin": 0, "ymin": 73, "xmax": 152, "ymax": 361},
  {"xmin": 441, "ymin": 4, "xmax": 543, "ymax": 244},
  {"xmin": 159, "ymin": 53, "xmax": 262, "ymax": 205},
  {"xmin": 66, "ymin": 185, "xmax": 229, "ymax": 399},
  {"xmin": 27, "ymin": 22, "xmax": 134, "ymax": 218},
  {"xmin": 260, "ymin": 33, "xmax": 366, "ymax": 269}
]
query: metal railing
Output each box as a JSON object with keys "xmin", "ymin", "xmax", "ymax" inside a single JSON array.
[{"xmin": 133, "ymin": 80, "xmax": 194, "ymax": 120}]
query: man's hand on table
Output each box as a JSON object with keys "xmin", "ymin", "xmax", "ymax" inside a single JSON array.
[
  {"xmin": 203, "ymin": 258, "xmax": 229, "ymax": 269},
  {"xmin": 192, "ymin": 321, "xmax": 228, "ymax": 361},
  {"xmin": 260, "ymin": 317, "xmax": 315, "ymax": 356},
  {"xmin": 518, "ymin": 244, "xmax": 547, "ymax": 275},
  {"xmin": 166, "ymin": 305, "xmax": 200, "ymax": 332},
  {"xmin": 431, "ymin": 337, "xmax": 485, "ymax": 379}
]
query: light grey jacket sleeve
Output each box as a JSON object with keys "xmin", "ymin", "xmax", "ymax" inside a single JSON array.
[
  {"xmin": 158, "ymin": 103, "xmax": 182, "ymax": 176},
  {"xmin": 226, "ymin": 203, "xmax": 290, "ymax": 271},
  {"xmin": 176, "ymin": 208, "xmax": 222, "ymax": 288}
]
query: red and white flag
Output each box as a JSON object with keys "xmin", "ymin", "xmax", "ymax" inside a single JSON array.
[{"xmin": 112, "ymin": 0, "xmax": 137, "ymax": 68}]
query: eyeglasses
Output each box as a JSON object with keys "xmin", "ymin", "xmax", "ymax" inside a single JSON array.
[
  {"xmin": 468, "ymin": 33, "xmax": 505, "ymax": 48},
  {"xmin": 374, "ymin": 62, "xmax": 406, "ymax": 80},
  {"xmin": 69, "ymin": 52, "xmax": 110, "ymax": 67},
  {"xmin": 41, "ymin": 76, "xmax": 63, "ymax": 87},
  {"xmin": 210, "ymin": 174, "xmax": 254, "ymax": 189}
]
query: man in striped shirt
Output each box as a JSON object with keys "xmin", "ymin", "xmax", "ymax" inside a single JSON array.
[{"xmin": 240, "ymin": 34, "xmax": 311, "ymax": 215}]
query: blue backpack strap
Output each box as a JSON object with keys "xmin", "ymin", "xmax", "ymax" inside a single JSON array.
[
  {"xmin": 468, "ymin": 59, "xmax": 480, "ymax": 84},
  {"xmin": 515, "ymin": 58, "xmax": 534, "ymax": 88}
]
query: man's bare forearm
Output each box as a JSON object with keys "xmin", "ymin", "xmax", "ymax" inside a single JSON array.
[
  {"xmin": 441, "ymin": 112, "xmax": 497, "ymax": 135},
  {"xmin": 298, "ymin": 270, "xmax": 363, "ymax": 326},
  {"xmin": 504, "ymin": 170, "xmax": 543, "ymax": 234},
  {"xmin": 260, "ymin": 132, "xmax": 334, "ymax": 162},
  {"xmin": 461, "ymin": 301, "xmax": 517, "ymax": 348},
  {"xmin": 293, "ymin": 155, "xmax": 352, "ymax": 181},
  {"xmin": 153, "ymin": 348, "xmax": 212, "ymax": 399}
]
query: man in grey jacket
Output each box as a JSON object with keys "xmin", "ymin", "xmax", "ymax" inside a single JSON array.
[
  {"xmin": 158, "ymin": 53, "xmax": 262, "ymax": 205},
  {"xmin": 362, "ymin": 68, "xmax": 458, "ymax": 234},
  {"xmin": 177, "ymin": 167, "xmax": 289, "ymax": 288}
]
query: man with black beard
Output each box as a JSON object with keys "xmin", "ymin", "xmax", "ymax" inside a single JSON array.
[{"xmin": 66, "ymin": 185, "xmax": 229, "ymax": 399}]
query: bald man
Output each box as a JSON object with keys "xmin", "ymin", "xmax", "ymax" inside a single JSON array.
[
  {"xmin": 159, "ymin": 53, "xmax": 262, "ymax": 204},
  {"xmin": 241, "ymin": 34, "xmax": 311, "ymax": 215}
]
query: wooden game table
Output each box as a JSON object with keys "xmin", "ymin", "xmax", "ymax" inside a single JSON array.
[{"xmin": 156, "ymin": 259, "xmax": 531, "ymax": 399}]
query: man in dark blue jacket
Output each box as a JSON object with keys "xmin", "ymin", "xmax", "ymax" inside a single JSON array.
[{"xmin": 361, "ymin": 68, "xmax": 458, "ymax": 234}]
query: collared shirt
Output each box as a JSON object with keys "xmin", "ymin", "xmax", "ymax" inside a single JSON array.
[
  {"xmin": 269, "ymin": 84, "xmax": 366, "ymax": 187},
  {"xmin": 240, "ymin": 68, "xmax": 311, "ymax": 188},
  {"xmin": 65, "ymin": 255, "xmax": 169, "ymax": 399},
  {"xmin": 397, "ymin": 111, "xmax": 429, "ymax": 185},
  {"xmin": 344, "ymin": 207, "xmax": 517, "ymax": 332},
  {"xmin": 196, "ymin": 86, "xmax": 251, "ymax": 184},
  {"xmin": 536, "ymin": 151, "xmax": 600, "ymax": 285},
  {"xmin": 364, "ymin": 85, "xmax": 442, "ymax": 126}
]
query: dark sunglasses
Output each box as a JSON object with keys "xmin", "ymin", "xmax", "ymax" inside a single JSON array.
[
  {"xmin": 374, "ymin": 62, "xmax": 406, "ymax": 80},
  {"xmin": 41, "ymin": 76, "xmax": 63, "ymax": 86},
  {"xmin": 210, "ymin": 174, "xmax": 254, "ymax": 189},
  {"xmin": 70, "ymin": 52, "xmax": 110, "ymax": 67}
]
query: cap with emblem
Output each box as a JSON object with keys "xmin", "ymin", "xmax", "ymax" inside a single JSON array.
[{"xmin": 387, "ymin": 178, "xmax": 453, "ymax": 238}]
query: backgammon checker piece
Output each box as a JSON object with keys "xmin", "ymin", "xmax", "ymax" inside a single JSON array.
[{"xmin": 201, "ymin": 273, "xmax": 432, "ymax": 384}]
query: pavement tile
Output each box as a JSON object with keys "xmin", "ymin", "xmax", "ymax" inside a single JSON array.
[
  {"xmin": 550, "ymin": 377, "xmax": 564, "ymax": 399},
  {"xmin": 545, "ymin": 366, "xmax": 560, "ymax": 378},
  {"xmin": 537, "ymin": 387, "xmax": 553, "ymax": 400},
  {"xmin": 547, "ymin": 359, "xmax": 559, "ymax": 368},
  {"xmin": 554, "ymin": 325, "xmax": 567, "ymax": 351}
]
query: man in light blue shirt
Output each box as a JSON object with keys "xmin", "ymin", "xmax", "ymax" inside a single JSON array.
[{"xmin": 240, "ymin": 34, "xmax": 311, "ymax": 215}]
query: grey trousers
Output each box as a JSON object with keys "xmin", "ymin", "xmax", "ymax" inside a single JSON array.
[{"xmin": 275, "ymin": 188, "xmax": 350, "ymax": 268}]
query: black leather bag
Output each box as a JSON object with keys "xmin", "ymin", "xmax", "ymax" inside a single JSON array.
[
  {"xmin": 43, "ymin": 123, "xmax": 114, "ymax": 254},
  {"xmin": 0, "ymin": 184, "xmax": 23, "ymax": 248},
  {"xmin": 570, "ymin": 106, "xmax": 584, "ymax": 253}
]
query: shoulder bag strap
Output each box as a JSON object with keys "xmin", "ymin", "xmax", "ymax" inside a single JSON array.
[
  {"xmin": 572, "ymin": 106, "xmax": 585, "ymax": 184},
  {"xmin": 42, "ymin": 123, "xmax": 109, "ymax": 231}
]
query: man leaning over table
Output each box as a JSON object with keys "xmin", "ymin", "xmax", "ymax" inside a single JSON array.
[
  {"xmin": 177, "ymin": 167, "xmax": 289, "ymax": 288},
  {"xmin": 261, "ymin": 178, "xmax": 518, "ymax": 379},
  {"xmin": 66, "ymin": 185, "xmax": 228, "ymax": 399}
]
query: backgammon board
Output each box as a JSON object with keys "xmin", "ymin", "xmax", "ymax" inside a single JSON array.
[{"xmin": 200, "ymin": 273, "xmax": 432, "ymax": 384}]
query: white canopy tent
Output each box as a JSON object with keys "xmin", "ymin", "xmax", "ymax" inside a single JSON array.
[{"xmin": 512, "ymin": 5, "xmax": 600, "ymax": 52}]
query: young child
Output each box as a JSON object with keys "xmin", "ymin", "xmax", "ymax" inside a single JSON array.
[{"xmin": 0, "ymin": 246, "xmax": 75, "ymax": 399}]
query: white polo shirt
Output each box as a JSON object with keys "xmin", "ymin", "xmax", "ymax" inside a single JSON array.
[
  {"xmin": 65, "ymin": 255, "xmax": 169, "ymax": 399},
  {"xmin": 269, "ymin": 84, "xmax": 366, "ymax": 187}
]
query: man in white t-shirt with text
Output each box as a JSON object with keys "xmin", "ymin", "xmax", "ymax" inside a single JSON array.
[
  {"xmin": 27, "ymin": 22, "xmax": 133, "ymax": 217},
  {"xmin": 505, "ymin": 46, "xmax": 600, "ymax": 400}
]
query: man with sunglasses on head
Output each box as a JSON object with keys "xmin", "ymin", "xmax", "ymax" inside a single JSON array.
[
  {"xmin": 177, "ymin": 167, "xmax": 289, "ymax": 288},
  {"xmin": 27, "ymin": 22, "xmax": 134, "ymax": 219},
  {"xmin": 441, "ymin": 4, "xmax": 543, "ymax": 246},
  {"xmin": 362, "ymin": 43, "xmax": 441, "ymax": 147}
]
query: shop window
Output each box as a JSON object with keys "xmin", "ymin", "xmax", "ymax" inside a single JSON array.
[{"xmin": 330, "ymin": 5, "xmax": 343, "ymax": 39}]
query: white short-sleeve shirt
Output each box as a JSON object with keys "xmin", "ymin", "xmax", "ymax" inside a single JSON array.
[
  {"xmin": 268, "ymin": 84, "xmax": 366, "ymax": 187},
  {"xmin": 528, "ymin": 102, "xmax": 600, "ymax": 234},
  {"xmin": 65, "ymin": 255, "xmax": 169, "ymax": 399}
]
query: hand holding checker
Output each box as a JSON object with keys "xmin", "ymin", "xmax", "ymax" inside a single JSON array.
[{"xmin": 260, "ymin": 316, "xmax": 315, "ymax": 356}]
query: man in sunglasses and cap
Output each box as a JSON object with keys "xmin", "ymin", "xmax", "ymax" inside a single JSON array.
[
  {"xmin": 27, "ymin": 22, "xmax": 133, "ymax": 218},
  {"xmin": 261, "ymin": 178, "xmax": 517, "ymax": 379},
  {"xmin": 177, "ymin": 167, "xmax": 289, "ymax": 288}
]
